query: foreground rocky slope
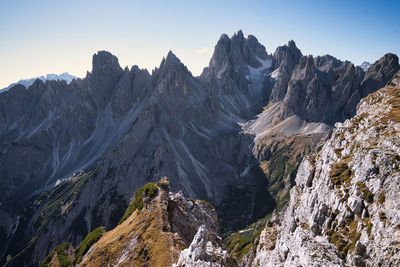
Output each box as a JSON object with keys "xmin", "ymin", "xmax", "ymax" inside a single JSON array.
[
  {"xmin": 246, "ymin": 71, "xmax": 400, "ymax": 266},
  {"xmin": 38, "ymin": 178, "xmax": 235, "ymax": 267}
]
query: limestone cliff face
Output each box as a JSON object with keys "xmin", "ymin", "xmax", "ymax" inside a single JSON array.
[{"xmin": 249, "ymin": 71, "xmax": 400, "ymax": 266}]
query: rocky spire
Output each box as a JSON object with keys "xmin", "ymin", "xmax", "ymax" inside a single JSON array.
[
  {"xmin": 153, "ymin": 50, "xmax": 191, "ymax": 84},
  {"xmin": 89, "ymin": 51, "xmax": 124, "ymax": 108},
  {"xmin": 272, "ymin": 40, "xmax": 302, "ymax": 72},
  {"xmin": 268, "ymin": 40, "xmax": 303, "ymax": 103},
  {"xmin": 92, "ymin": 50, "xmax": 122, "ymax": 77},
  {"xmin": 203, "ymin": 30, "xmax": 269, "ymax": 80},
  {"xmin": 158, "ymin": 50, "xmax": 183, "ymax": 73}
]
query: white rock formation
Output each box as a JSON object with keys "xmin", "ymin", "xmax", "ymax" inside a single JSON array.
[
  {"xmin": 173, "ymin": 225, "xmax": 236, "ymax": 267},
  {"xmin": 252, "ymin": 77, "xmax": 400, "ymax": 267}
]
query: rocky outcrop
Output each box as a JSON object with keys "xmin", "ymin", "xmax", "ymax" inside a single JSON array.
[
  {"xmin": 36, "ymin": 178, "xmax": 222, "ymax": 267},
  {"xmin": 250, "ymin": 71, "xmax": 400, "ymax": 266},
  {"xmin": 78, "ymin": 178, "xmax": 220, "ymax": 266},
  {"xmin": 173, "ymin": 225, "xmax": 237, "ymax": 267},
  {"xmin": 280, "ymin": 53, "xmax": 399, "ymax": 124},
  {"xmin": 268, "ymin": 40, "xmax": 303, "ymax": 103}
]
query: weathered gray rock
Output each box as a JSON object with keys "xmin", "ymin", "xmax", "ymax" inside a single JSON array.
[
  {"xmin": 250, "ymin": 72, "xmax": 400, "ymax": 266},
  {"xmin": 269, "ymin": 40, "xmax": 303, "ymax": 103},
  {"xmin": 173, "ymin": 225, "xmax": 237, "ymax": 267}
]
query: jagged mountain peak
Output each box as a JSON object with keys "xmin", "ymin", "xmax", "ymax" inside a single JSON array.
[
  {"xmin": 231, "ymin": 29, "xmax": 246, "ymax": 43},
  {"xmin": 92, "ymin": 50, "xmax": 122, "ymax": 74},
  {"xmin": 203, "ymin": 30, "xmax": 269, "ymax": 81},
  {"xmin": 2, "ymin": 31, "xmax": 400, "ymax": 267},
  {"xmin": 153, "ymin": 50, "xmax": 192, "ymax": 84},
  {"xmin": 366, "ymin": 53, "xmax": 399, "ymax": 76},
  {"xmin": 272, "ymin": 39, "xmax": 303, "ymax": 71},
  {"xmin": 361, "ymin": 53, "xmax": 399, "ymax": 97},
  {"xmin": 287, "ymin": 39, "xmax": 297, "ymax": 48},
  {"xmin": 88, "ymin": 51, "xmax": 124, "ymax": 105},
  {"xmin": 159, "ymin": 50, "xmax": 183, "ymax": 70}
]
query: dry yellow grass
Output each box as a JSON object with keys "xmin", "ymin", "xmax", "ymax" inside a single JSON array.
[{"xmin": 79, "ymin": 191, "xmax": 183, "ymax": 267}]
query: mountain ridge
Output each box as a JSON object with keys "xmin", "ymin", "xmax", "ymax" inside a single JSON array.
[{"xmin": 0, "ymin": 30, "xmax": 399, "ymax": 266}]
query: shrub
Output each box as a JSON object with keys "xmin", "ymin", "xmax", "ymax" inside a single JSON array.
[
  {"xmin": 74, "ymin": 227, "xmax": 105, "ymax": 264},
  {"xmin": 39, "ymin": 242, "xmax": 72, "ymax": 267},
  {"xmin": 119, "ymin": 182, "xmax": 159, "ymax": 224},
  {"xmin": 197, "ymin": 199, "xmax": 214, "ymax": 210},
  {"xmin": 143, "ymin": 182, "xmax": 158, "ymax": 198}
]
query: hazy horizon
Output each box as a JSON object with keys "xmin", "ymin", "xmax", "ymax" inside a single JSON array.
[{"xmin": 1, "ymin": 0, "xmax": 399, "ymax": 88}]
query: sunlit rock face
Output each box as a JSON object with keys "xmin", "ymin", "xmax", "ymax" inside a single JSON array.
[{"xmin": 250, "ymin": 72, "xmax": 400, "ymax": 267}]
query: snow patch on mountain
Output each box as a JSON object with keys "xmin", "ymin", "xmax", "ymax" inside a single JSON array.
[
  {"xmin": 1, "ymin": 72, "xmax": 76, "ymax": 92},
  {"xmin": 359, "ymin": 61, "xmax": 371, "ymax": 71}
]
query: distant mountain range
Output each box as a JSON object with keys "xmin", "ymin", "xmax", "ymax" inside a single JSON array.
[
  {"xmin": 0, "ymin": 31, "xmax": 399, "ymax": 266},
  {"xmin": 1, "ymin": 72, "xmax": 76, "ymax": 92},
  {"xmin": 359, "ymin": 61, "xmax": 371, "ymax": 71}
]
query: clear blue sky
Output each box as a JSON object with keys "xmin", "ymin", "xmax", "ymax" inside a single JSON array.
[{"xmin": 0, "ymin": 0, "xmax": 399, "ymax": 88}]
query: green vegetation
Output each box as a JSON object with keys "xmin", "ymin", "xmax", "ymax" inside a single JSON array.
[
  {"xmin": 143, "ymin": 182, "xmax": 158, "ymax": 197},
  {"xmin": 260, "ymin": 144, "xmax": 303, "ymax": 211},
  {"xmin": 5, "ymin": 171, "xmax": 95, "ymax": 266},
  {"xmin": 156, "ymin": 180, "xmax": 169, "ymax": 188},
  {"xmin": 34, "ymin": 171, "xmax": 94, "ymax": 233},
  {"xmin": 119, "ymin": 182, "xmax": 159, "ymax": 224},
  {"xmin": 74, "ymin": 226, "xmax": 105, "ymax": 264},
  {"xmin": 225, "ymin": 226, "xmax": 265, "ymax": 260},
  {"xmin": 225, "ymin": 216, "xmax": 270, "ymax": 260},
  {"xmin": 197, "ymin": 199, "xmax": 215, "ymax": 210},
  {"xmin": 39, "ymin": 242, "xmax": 73, "ymax": 267},
  {"xmin": 330, "ymin": 162, "xmax": 352, "ymax": 187}
]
